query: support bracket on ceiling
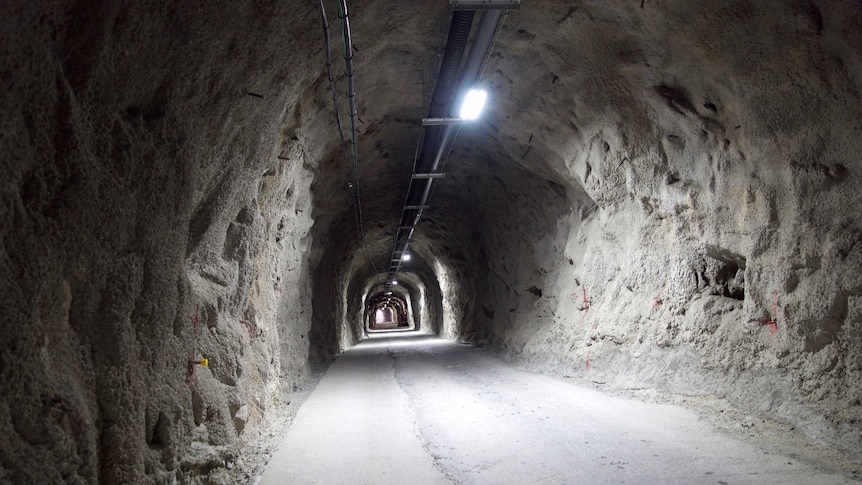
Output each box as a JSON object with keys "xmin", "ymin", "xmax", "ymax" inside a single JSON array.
[
  {"xmin": 411, "ymin": 173, "xmax": 446, "ymax": 179},
  {"xmin": 449, "ymin": 0, "xmax": 519, "ymax": 10},
  {"xmin": 422, "ymin": 117, "xmax": 468, "ymax": 126},
  {"xmin": 403, "ymin": 205, "xmax": 431, "ymax": 210}
]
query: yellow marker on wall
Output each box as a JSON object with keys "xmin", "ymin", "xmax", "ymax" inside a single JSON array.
[{"xmin": 199, "ymin": 358, "xmax": 209, "ymax": 367}]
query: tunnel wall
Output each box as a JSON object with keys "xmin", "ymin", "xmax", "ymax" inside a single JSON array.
[
  {"xmin": 415, "ymin": 208, "xmax": 485, "ymax": 342},
  {"xmin": 473, "ymin": 2, "xmax": 862, "ymax": 460},
  {"xmin": 2, "ymin": 1, "xmax": 861, "ymax": 482},
  {"xmin": 0, "ymin": 2, "xmax": 327, "ymax": 482}
]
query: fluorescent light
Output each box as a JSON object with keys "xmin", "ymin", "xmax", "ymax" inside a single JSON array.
[
  {"xmin": 459, "ymin": 89, "xmax": 487, "ymax": 120},
  {"xmin": 401, "ymin": 254, "xmax": 411, "ymax": 261}
]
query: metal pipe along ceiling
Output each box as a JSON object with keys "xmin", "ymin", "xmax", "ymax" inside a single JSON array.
[
  {"xmin": 384, "ymin": 10, "xmax": 503, "ymax": 291},
  {"xmin": 337, "ymin": 0, "xmax": 368, "ymax": 246}
]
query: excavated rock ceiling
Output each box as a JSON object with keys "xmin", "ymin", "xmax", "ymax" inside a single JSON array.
[
  {"xmin": 2, "ymin": 0, "xmax": 862, "ymax": 482},
  {"xmin": 313, "ymin": 0, "xmax": 862, "ymax": 353},
  {"xmin": 317, "ymin": 0, "xmax": 859, "ymax": 259}
]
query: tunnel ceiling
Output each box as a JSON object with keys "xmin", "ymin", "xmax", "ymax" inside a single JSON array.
[
  {"xmin": 303, "ymin": 0, "xmax": 862, "ymax": 420},
  {"xmin": 311, "ymin": 0, "xmax": 842, "ymax": 293},
  {"xmin": 3, "ymin": 0, "xmax": 862, "ymax": 482},
  {"xmin": 306, "ymin": 2, "xmax": 597, "ymax": 343},
  {"xmin": 306, "ymin": 0, "xmax": 862, "ymax": 460}
]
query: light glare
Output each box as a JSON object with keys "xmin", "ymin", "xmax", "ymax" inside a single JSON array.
[
  {"xmin": 401, "ymin": 254, "xmax": 411, "ymax": 261},
  {"xmin": 459, "ymin": 89, "xmax": 487, "ymax": 120}
]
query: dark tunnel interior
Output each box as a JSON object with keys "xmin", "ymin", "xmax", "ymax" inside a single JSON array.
[{"xmin": 1, "ymin": 1, "xmax": 861, "ymax": 483}]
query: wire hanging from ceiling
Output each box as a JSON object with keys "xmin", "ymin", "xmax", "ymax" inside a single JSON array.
[{"xmin": 316, "ymin": 0, "xmax": 379, "ymax": 278}]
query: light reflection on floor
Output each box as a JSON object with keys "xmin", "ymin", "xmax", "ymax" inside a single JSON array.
[{"xmin": 356, "ymin": 331, "xmax": 448, "ymax": 351}]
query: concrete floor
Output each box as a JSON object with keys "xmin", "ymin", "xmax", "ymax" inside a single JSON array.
[{"xmin": 257, "ymin": 335, "xmax": 858, "ymax": 485}]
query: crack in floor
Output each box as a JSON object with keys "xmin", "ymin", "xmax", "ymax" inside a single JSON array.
[{"xmin": 388, "ymin": 345, "xmax": 462, "ymax": 485}]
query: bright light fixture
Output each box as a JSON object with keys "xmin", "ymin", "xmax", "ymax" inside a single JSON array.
[
  {"xmin": 459, "ymin": 89, "xmax": 487, "ymax": 120},
  {"xmin": 391, "ymin": 281, "xmax": 398, "ymax": 285},
  {"xmin": 401, "ymin": 253, "xmax": 411, "ymax": 262},
  {"xmin": 385, "ymin": 291, "xmax": 392, "ymax": 295}
]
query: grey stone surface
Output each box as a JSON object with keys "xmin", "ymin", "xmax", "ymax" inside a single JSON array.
[
  {"xmin": 261, "ymin": 335, "xmax": 860, "ymax": 485},
  {"xmin": 0, "ymin": 0, "xmax": 860, "ymax": 483}
]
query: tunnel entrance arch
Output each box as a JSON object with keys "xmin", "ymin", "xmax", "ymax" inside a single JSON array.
[
  {"xmin": 375, "ymin": 307, "xmax": 397, "ymax": 325},
  {"xmin": 365, "ymin": 291, "xmax": 412, "ymax": 332}
]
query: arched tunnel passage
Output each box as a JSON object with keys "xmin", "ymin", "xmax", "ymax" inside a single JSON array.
[
  {"xmin": 373, "ymin": 305, "xmax": 397, "ymax": 325},
  {"xmin": 365, "ymin": 290, "xmax": 410, "ymax": 331},
  {"xmin": 1, "ymin": 1, "xmax": 861, "ymax": 484}
]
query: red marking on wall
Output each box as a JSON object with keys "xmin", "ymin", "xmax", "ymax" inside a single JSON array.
[
  {"xmin": 579, "ymin": 305, "xmax": 590, "ymax": 324},
  {"xmin": 584, "ymin": 297, "xmax": 607, "ymax": 371},
  {"xmin": 191, "ymin": 309, "xmax": 201, "ymax": 339},
  {"xmin": 278, "ymin": 284, "xmax": 283, "ymax": 295},
  {"xmin": 582, "ymin": 287, "xmax": 590, "ymax": 310},
  {"xmin": 761, "ymin": 290, "xmax": 779, "ymax": 334}
]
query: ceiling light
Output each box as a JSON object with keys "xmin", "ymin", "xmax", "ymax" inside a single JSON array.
[
  {"xmin": 385, "ymin": 291, "xmax": 392, "ymax": 295},
  {"xmin": 459, "ymin": 89, "xmax": 487, "ymax": 120},
  {"xmin": 391, "ymin": 281, "xmax": 398, "ymax": 285},
  {"xmin": 401, "ymin": 253, "xmax": 411, "ymax": 262}
]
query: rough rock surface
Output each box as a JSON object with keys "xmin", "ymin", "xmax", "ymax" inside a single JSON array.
[
  {"xmin": 1, "ymin": 0, "xmax": 860, "ymax": 483},
  {"xmin": 0, "ymin": 2, "xmax": 323, "ymax": 483},
  {"xmin": 472, "ymin": 1, "xmax": 862, "ymax": 463}
]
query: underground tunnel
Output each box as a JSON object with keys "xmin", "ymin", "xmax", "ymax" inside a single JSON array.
[{"xmin": 1, "ymin": 0, "xmax": 861, "ymax": 483}]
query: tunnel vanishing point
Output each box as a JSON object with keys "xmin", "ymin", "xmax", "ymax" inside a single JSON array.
[{"xmin": 1, "ymin": 1, "xmax": 861, "ymax": 483}]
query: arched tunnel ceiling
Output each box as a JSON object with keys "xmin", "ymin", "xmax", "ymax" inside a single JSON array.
[
  {"xmin": 305, "ymin": 0, "xmax": 862, "ymax": 369},
  {"xmin": 306, "ymin": 2, "xmax": 600, "ymax": 342},
  {"xmin": 309, "ymin": 0, "xmax": 861, "ymax": 292},
  {"xmin": 2, "ymin": 0, "xmax": 862, "ymax": 482},
  {"xmin": 303, "ymin": 1, "xmax": 861, "ymax": 460}
]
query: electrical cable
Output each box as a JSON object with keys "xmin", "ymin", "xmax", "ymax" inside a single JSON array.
[{"xmin": 317, "ymin": 0, "xmax": 379, "ymax": 283}]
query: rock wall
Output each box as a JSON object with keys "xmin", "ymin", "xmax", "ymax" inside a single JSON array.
[
  {"xmin": 2, "ymin": 0, "xmax": 861, "ymax": 482},
  {"xmin": 0, "ymin": 1, "xmax": 326, "ymax": 482},
  {"xmin": 473, "ymin": 0, "xmax": 862, "ymax": 461}
]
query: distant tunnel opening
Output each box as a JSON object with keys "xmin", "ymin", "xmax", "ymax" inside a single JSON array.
[
  {"xmin": 375, "ymin": 307, "xmax": 396, "ymax": 325},
  {"xmin": 366, "ymin": 291, "xmax": 412, "ymax": 332}
]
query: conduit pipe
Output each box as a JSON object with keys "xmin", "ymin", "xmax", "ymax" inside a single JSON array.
[
  {"xmin": 318, "ymin": 0, "xmax": 380, "ymax": 283},
  {"xmin": 428, "ymin": 11, "xmax": 475, "ymax": 120},
  {"xmin": 382, "ymin": 10, "xmax": 476, "ymax": 289},
  {"xmin": 317, "ymin": 0, "xmax": 345, "ymax": 149},
  {"xmin": 337, "ymin": 0, "xmax": 366, "ymax": 242},
  {"xmin": 384, "ymin": 10, "xmax": 503, "ymax": 290},
  {"xmin": 417, "ymin": 10, "xmax": 502, "ymax": 212}
]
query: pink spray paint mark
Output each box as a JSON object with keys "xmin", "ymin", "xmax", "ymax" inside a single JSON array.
[{"xmin": 761, "ymin": 290, "xmax": 779, "ymax": 334}]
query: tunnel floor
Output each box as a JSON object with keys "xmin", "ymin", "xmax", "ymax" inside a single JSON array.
[{"xmin": 258, "ymin": 335, "xmax": 857, "ymax": 485}]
